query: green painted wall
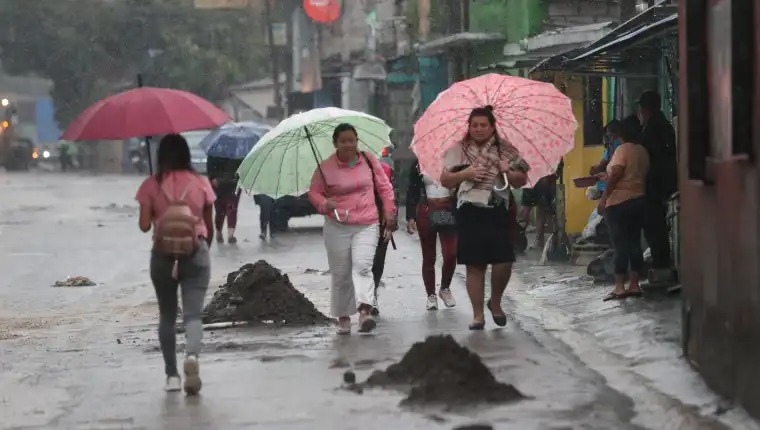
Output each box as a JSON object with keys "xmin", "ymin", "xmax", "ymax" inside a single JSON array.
[
  {"xmin": 469, "ymin": 41, "xmax": 505, "ymax": 75},
  {"xmin": 468, "ymin": 0, "xmax": 546, "ymax": 73},
  {"xmin": 469, "ymin": 0, "xmax": 544, "ymax": 43}
]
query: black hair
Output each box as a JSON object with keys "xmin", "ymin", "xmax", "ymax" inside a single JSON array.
[
  {"xmin": 604, "ymin": 119, "xmax": 622, "ymax": 136},
  {"xmin": 619, "ymin": 115, "xmax": 642, "ymax": 144},
  {"xmin": 468, "ymin": 105, "xmax": 496, "ymax": 127},
  {"xmin": 155, "ymin": 133, "xmax": 193, "ymax": 182},
  {"xmin": 332, "ymin": 123, "xmax": 358, "ymax": 144},
  {"xmin": 639, "ymin": 90, "xmax": 661, "ymax": 112}
]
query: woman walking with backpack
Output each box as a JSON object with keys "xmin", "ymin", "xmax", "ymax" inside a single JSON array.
[
  {"xmin": 308, "ymin": 123, "xmax": 396, "ymax": 335},
  {"xmin": 135, "ymin": 134, "xmax": 216, "ymax": 395}
]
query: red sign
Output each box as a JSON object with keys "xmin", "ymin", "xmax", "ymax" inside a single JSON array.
[{"xmin": 303, "ymin": 0, "xmax": 341, "ymax": 23}]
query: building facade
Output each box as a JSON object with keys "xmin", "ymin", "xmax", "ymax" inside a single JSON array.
[{"xmin": 678, "ymin": 0, "xmax": 760, "ymax": 419}]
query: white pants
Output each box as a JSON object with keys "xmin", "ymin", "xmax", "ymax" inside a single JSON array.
[{"xmin": 323, "ymin": 218, "xmax": 379, "ymax": 317}]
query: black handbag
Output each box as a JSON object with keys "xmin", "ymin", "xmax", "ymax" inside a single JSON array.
[{"xmin": 427, "ymin": 208, "xmax": 456, "ymax": 229}]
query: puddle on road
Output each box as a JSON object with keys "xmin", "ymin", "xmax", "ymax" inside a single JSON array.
[
  {"xmin": 89, "ymin": 203, "xmax": 138, "ymax": 214},
  {"xmin": 0, "ymin": 220, "xmax": 33, "ymax": 226},
  {"xmin": 141, "ymin": 339, "xmax": 295, "ymax": 354},
  {"xmin": 329, "ymin": 357, "xmax": 390, "ymax": 370}
]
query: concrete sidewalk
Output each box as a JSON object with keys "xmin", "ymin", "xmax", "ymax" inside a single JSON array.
[{"xmin": 505, "ymin": 257, "xmax": 759, "ymax": 430}]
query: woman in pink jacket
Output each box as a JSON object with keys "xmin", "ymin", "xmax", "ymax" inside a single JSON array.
[{"xmin": 309, "ymin": 123, "xmax": 396, "ymax": 334}]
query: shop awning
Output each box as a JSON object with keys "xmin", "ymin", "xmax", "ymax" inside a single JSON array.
[
  {"xmin": 416, "ymin": 32, "xmax": 506, "ymax": 55},
  {"xmin": 478, "ymin": 22, "xmax": 614, "ymax": 72},
  {"xmin": 531, "ymin": 3, "xmax": 677, "ymax": 76}
]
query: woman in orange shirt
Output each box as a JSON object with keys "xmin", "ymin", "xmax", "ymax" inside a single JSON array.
[{"xmin": 597, "ymin": 118, "xmax": 650, "ymax": 301}]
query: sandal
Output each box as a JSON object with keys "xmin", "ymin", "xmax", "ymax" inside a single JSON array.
[
  {"xmin": 626, "ymin": 290, "xmax": 644, "ymax": 298},
  {"xmin": 336, "ymin": 317, "xmax": 351, "ymax": 335},
  {"xmin": 487, "ymin": 298, "xmax": 507, "ymax": 327},
  {"xmin": 603, "ymin": 291, "xmax": 629, "ymax": 302}
]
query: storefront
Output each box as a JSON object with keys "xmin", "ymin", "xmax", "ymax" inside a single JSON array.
[
  {"xmin": 678, "ymin": 0, "xmax": 760, "ymax": 419},
  {"xmin": 529, "ymin": 2, "xmax": 678, "ymax": 239}
]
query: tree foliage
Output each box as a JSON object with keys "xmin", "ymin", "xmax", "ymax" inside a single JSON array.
[{"xmin": 0, "ymin": 0, "xmax": 269, "ymax": 126}]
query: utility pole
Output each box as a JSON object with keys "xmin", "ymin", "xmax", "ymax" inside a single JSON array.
[
  {"xmin": 264, "ymin": 0, "xmax": 283, "ymax": 118},
  {"xmin": 418, "ymin": 0, "xmax": 430, "ymax": 42}
]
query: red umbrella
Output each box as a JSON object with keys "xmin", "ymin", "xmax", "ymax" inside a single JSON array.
[{"xmin": 61, "ymin": 87, "xmax": 230, "ymax": 141}]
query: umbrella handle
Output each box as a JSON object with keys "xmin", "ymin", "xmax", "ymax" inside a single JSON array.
[
  {"xmin": 493, "ymin": 173, "xmax": 510, "ymax": 191},
  {"xmin": 333, "ymin": 209, "xmax": 349, "ymax": 222}
]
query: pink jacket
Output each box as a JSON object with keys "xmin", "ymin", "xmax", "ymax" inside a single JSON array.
[
  {"xmin": 309, "ymin": 152, "xmax": 396, "ymax": 225},
  {"xmin": 380, "ymin": 161, "xmax": 392, "ymax": 180}
]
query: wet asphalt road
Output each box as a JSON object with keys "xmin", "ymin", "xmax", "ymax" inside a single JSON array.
[{"xmin": 0, "ymin": 172, "xmax": 758, "ymax": 430}]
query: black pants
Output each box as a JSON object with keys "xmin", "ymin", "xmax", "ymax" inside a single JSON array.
[
  {"xmin": 605, "ymin": 197, "xmax": 646, "ymax": 275},
  {"xmin": 60, "ymin": 154, "xmax": 73, "ymax": 171},
  {"xmin": 255, "ymin": 195, "xmax": 275, "ymax": 235},
  {"xmin": 642, "ymin": 198, "xmax": 672, "ymax": 269}
]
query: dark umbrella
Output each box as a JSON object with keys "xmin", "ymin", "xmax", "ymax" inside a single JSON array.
[{"xmin": 201, "ymin": 122, "xmax": 271, "ymax": 160}]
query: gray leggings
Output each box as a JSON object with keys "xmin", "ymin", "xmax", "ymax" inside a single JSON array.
[{"xmin": 150, "ymin": 242, "xmax": 210, "ymax": 377}]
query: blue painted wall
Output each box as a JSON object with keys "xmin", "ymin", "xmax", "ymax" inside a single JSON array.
[{"xmin": 35, "ymin": 98, "xmax": 61, "ymax": 142}]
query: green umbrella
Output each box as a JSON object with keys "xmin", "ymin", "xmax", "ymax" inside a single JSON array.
[{"xmin": 237, "ymin": 107, "xmax": 393, "ymax": 198}]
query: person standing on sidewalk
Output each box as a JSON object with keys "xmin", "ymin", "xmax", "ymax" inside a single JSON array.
[
  {"xmin": 638, "ymin": 91, "xmax": 678, "ymax": 284},
  {"xmin": 135, "ymin": 134, "xmax": 215, "ymax": 395},
  {"xmin": 518, "ymin": 172, "xmax": 557, "ymax": 251},
  {"xmin": 405, "ymin": 159, "xmax": 458, "ymax": 310},
  {"xmin": 597, "ymin": 119, "xmax": 650, "ymax": 300},
  {"xmin": 440, "ymin": 106, "xmax": 529, "ymax": 330},
  {"xmin": 308, "ymin": 123, "xmax": 396, "ymax": 335},
  {"xmin": 207, "ymin": 156, "xmax": 241, "ymax": 244}
]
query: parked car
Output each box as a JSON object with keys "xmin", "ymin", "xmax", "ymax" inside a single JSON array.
[
  {"xmin": 2, "ymin": 138, "xmax": 34, "ymax": 170},
  {"xmin": 271, "ymin": 193, "xmax": 317, "ymax": 232},
  {"xmin": 181, "ymin": 130, "xmax": 211, "ymax": 175}
]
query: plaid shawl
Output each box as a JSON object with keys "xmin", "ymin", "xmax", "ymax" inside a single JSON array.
[{"xmin": 461, "ymin": 136, "xmax": 522, "ymax": 191}]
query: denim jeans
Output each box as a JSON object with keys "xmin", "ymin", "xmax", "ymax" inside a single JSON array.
[{"xmin": 604, "ymin": 197, "xmax": 646, "ymax": 275}]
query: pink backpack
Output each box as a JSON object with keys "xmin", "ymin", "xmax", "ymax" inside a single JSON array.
[{"xmin": 154, "ymin": 181, "xmax": 199, "ymax": 258}]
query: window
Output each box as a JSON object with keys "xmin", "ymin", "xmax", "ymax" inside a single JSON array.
[
  {"xmin": 583, "ymin": 77, "xmax": 604, "ymax": 147},
  {"xmin": 685, "ymin": 0, "xmax": 710, "ymax": 181},
  {"xmin": 732, "ymin": 0, "xmax": 754, "ymax": 158}
]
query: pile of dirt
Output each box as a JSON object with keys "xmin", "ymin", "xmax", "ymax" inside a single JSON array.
[
  {"xmin": 202, "ymin": 260, "xmax": 330, "ymax": 326},
  {"xmin": 364, "ymin": 335, "xmax": 524, "ymax": 407}
]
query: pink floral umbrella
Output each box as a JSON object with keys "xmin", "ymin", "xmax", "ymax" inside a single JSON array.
[{"xmin": 412, "ymin": 73, "xmax": 577, "ymax": 185}]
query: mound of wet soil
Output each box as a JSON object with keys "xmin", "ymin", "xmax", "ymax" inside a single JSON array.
[
  {"xmin": 364, "ymin": 335, "xmax": 524, "ymax": 407},
  {"xmin": 202, "ymin": 260, "xmax": 330, "ymax": 326}
]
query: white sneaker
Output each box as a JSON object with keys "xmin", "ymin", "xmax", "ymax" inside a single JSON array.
[
  {"xmin": 426, "ymin": 295, "xmax": 438, "ymax": 310},
  {"xmin": 165, "ymin": 376, "xmax": 181, "ymax": 392},
  {"xmin": 439, "ymin": 288, "xmax": 456, "ymax": 308},
  {"xmin": 183, "ymin": 356, "xmax": 202, "ymax": 396}
]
